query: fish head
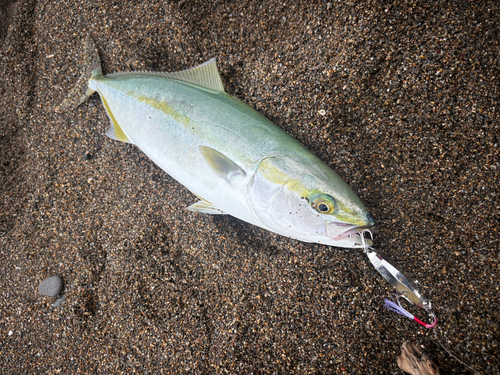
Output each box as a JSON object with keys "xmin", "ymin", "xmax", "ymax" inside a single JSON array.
[{"xmin": 248, "ymin": 156, "xmax": 375, "ymax": 248}]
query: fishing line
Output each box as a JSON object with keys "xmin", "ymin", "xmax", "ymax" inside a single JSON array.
[{"xmin": 432, "ymin": 328, "xmax": 483, "ymax": 375}]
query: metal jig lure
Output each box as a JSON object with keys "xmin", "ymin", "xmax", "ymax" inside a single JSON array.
[{"xmin": 360, "ymin": 230, "xmax": 437, "ymax": 328}]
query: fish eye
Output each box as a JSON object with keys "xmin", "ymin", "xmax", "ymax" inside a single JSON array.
[
  {"xmin": 318, "ymin": 203, "xmax": 329, "ymax": 212},
  {"xmin": 311, "ymin": 195, "xmax": 336, "ymax": 215}
]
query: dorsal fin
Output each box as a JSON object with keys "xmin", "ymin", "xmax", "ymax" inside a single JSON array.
[
  {"xmin": 106, "ymin": 58, "xmax": 225, "ymax": 93},
  {"xmin": 167, "ymin": 58, "xmax": 225, "ymax": 92}
]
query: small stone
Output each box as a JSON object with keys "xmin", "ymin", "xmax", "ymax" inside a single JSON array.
[
  {"xmin": 38, "ymin": 276, "xmax": 63, "ymax": 297},
  {"xmin": 51, "ymin": 295, "xmax": 65, "ymax": 308}
]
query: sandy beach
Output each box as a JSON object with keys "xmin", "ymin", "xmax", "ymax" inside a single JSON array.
[{"xmin": 1, "ymin": 0, "xmax": 498, "ymax": 373}]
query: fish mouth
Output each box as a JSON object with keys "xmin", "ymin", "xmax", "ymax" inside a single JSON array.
[
  {"xmin": 327, "ymin": 213, "xmax": 377, "ymax": 242},
  {"xmin": 332, "ymin": 225, "xmax": 376, "ymax": 241}
]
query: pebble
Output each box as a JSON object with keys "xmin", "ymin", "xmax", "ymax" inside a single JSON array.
[
  {"xmin": 38, "ymin": 276, "xmax": 64, "ymax": 297},
  {"xmin": 51, "ymin": 296, "xmax": 66, "ymax": 308}
]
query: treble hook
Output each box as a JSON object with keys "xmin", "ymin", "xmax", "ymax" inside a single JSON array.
[
  {"xmin": 360, "ymin": 229, "xmax": 374, "ymax": 253},
  {"xmin": 362, "ymin": 228, "xmax": 374, "ymax": 241}
]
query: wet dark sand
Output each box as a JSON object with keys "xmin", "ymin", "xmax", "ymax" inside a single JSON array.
[{"xmin": 0, "ymin": 1, "xmax": 498, "ymax": 373}]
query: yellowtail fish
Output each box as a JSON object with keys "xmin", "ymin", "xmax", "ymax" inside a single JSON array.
[{"xmin": 58, "ymin": 36, "xmax": 375, "ymax": 248}]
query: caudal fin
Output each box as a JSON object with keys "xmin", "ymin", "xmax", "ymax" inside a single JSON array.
[{"xmin": 55, "ymin": 35, "xmax": 102, "ymax": 112}]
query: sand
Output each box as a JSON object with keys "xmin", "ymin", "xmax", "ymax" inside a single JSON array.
[{"xmin": 0, "ymin": 0, "xmax": 498, "ymax": 373}]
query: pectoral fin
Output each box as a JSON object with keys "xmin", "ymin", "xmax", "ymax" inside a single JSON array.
[
  {"xmin": 199, "ymin": 146, "xmax": 246, "ymax": 182},
  {"xmin": 187, "ymin": 198, "xmax": 226, "ymax": 215}
]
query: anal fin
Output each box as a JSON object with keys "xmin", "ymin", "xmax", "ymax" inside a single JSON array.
[{"xmin": 101, "ymin": 96, "xmax": 134, "ymax": 144}]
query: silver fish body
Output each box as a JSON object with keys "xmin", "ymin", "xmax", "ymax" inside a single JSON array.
[{"xmin": 62, "ymin": 38, "xmax": 375, "ymax": 248}]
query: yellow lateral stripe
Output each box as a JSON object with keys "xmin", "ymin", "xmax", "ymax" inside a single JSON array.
[
  {"xmin": 136, "ymin": 95, "xmax": 191, "ymax": 128},
  {"xmin": 258, "ymin": 158, "xmax": 308, "ymax": 196}
]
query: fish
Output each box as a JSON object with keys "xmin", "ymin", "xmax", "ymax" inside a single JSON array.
[{"xmin": 58, "ymin": 36, "xmax": 375, "ymax": 248}]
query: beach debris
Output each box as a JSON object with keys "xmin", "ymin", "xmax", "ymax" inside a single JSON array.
[
  {"xmin": 398, "ymin": 341, "xmax": 440, "ymax": 375},
  {"xmin": 38, "ymin": 275, "xmax": 63, "ymax": 297}
]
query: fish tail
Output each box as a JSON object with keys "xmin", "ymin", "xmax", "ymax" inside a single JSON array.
[{"xmin": 55, "ymin": 35, "xmax": 102, "ymax": 112}]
